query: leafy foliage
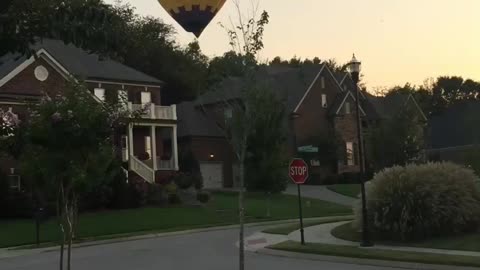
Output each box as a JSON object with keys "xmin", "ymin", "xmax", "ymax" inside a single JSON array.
[
  {"xmin": 245, "ymin": 84, "xmax": 288, "ymax": 193},
  {"xmin": 354, "ymin": 162, "xmax": 480, "ymax": 241},
  {"xmin": 18, "ymin": 81, "xmax": 131, "ymax": 269},
  {"xmin": 368, "ymin": 104, "xmax": 425, "ymax": 171}
]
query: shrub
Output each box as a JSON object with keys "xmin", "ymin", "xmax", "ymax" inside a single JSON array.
[
  {"xmin": 146, "ymin": 184, "xmax": 166, "ymax": 205},
  {"xmin": 354, "ymin": 162, "xmax": 480, "ymax": 241},
  {"xmin": 196, "ymin": 191, "xmax": 210, "ymax": 203},
  {"xmin": 165, "ymin": 182, "xmax": 181, "ymax": 204},
  {"xmin": 173, "ymin": 172, "xmax": 194, "ymax": 190},
  {"xmin": 109, "ymin": 169, "xmax": 144, "ymax": 209}
]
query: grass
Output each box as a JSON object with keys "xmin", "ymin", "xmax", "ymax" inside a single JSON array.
[
  {"xmin": 332, "ymin": 222, "xmax": 480, "ymax": 252},
  {"xmin": 270, "ymin": 241, "xmax": 480, "ymax": 268},
  {"xmin": 0, "ymin": 192, "xmax": 351, "ymax": 248},
  {"xmin": 327, "ymin": 184, "xmax": 361, "ymax": 198},
  {"xmin": 262, "ymin": 216, "xmax": 353, "ymax": 235}
]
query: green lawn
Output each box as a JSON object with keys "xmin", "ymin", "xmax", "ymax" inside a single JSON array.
[
  {"xmin": 0, "ymin": 192, "xmax": 351, "ymax": 248},
  {"xmin": 332, "ymin": 222, "xmax": 480, "ymax": 252},
  {"xmin": 270, "ymin": 241, "xmax": 480, "ymax": 268},
  {"xmin": 262, "ymin": 216, "xmax": 353, "ymax": 235},
  {"xmin": 327, "ymin": 184, "xmax": 361, "ymax": 198}
]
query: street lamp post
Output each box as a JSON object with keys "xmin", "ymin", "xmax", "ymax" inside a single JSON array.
[
  {"xmin": 347, "ymin": 54, "xmax": 373, "ymax": 247},
  {"xmin": 289, "ymin": 112, "xmax": 305, "ymax": 245}
]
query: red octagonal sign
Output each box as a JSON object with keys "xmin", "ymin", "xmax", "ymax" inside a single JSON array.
[{"xmin": 289, "ymin": 158, "xmax": 309, "ymax": 184}]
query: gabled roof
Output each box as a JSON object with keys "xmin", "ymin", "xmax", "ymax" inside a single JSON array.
[
  {"xmin": 176, "ymin": 101, "xmax": 223, "ymax": 138},
  {"xmin": 0, "ymin": 39, "xmax": 162, "ymax": 85},
  {"xmin": 197, "ymin": 64, "xmax": 377, "ymax": 119},
  {"xmin": 366, "ymin": 92, "xmax": 427, "ymax": 121},
  {"xmin": 197, "ymin": 65, "xmax": 324, "ymax": 113},
  {"xmin": 328, "ymin": 91, "xmax": 367, "ymax": 116}
]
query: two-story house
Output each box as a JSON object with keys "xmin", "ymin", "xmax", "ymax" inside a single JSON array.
[
  {"xmin": 177, "ymin": 63, "xmax": 426, "ymax": 188},
  {"xmin": 0, "ymin": 39, "xmax": 178, "ymax": 187}
]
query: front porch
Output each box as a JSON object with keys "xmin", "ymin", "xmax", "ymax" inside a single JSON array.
[{"xmin": 121, "ymin": 123, "xmax": 178, "ymax": 183}]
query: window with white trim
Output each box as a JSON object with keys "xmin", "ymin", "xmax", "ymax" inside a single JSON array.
[
  {"xmin": 141, "ymin": 91, "xmax": 152, "ymax": 105},
  {"xmin": 321, "ymin": 94, "xmax": 327, "ymax": 108},
  {"xmin": 224, "ymin": 107, "xmax": 233, "ymax": 119},
  {"xmin": 345, "ymin": 102, "xmax": 351, "ymax": 114},
  {"xmin": 8, "ymin": 175, "xmax": 21, "ymax": 191},
  {"xmin": 94, "ymin": 88, "xmax": 105, "ymax": 101},
  {"xmin": 346, "ymin": 142, "xmax": 354, "ymax": 166},
  {"xmin": 320, "ymin": 76, "xmax": 325, "ymax": 89}
]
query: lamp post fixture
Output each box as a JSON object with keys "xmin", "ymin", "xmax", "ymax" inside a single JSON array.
[{"xmin": 347, "ymin": 54, "xmax": 374, "ymax": 247}]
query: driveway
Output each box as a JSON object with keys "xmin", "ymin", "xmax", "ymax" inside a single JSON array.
[{"xmin": 285, "ymin": 184, "xmax": 355, "ymax": 207}]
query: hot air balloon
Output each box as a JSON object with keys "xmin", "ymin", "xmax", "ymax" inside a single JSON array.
[{"xmin": 158, "ymin": 0, "xmax": 226, "ymax": 37}]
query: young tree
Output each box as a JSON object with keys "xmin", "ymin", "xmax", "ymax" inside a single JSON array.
[
  {"xmin": 204, "ymin": 2, "xmax": 269, "ymax": 269},
  {"xmin": 21, "ymin": 81, "xmax": 130, "ymax": 270}
]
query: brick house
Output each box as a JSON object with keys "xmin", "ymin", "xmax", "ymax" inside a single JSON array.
[
  {"xmin": 177, "ymin": 64, "xmax": 426, "ymax": 188},
  {"xmin": 0, "ymin": 39, "xmax": 178, "ymax": 187}
]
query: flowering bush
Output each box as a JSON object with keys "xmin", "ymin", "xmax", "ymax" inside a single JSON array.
[
  {"xmin": 0, "ymin": 108, "xmax": 19, "ymax": 138},
  {"xmin": 354, "ymin": 162, "xmax": 480, "ymax": 241}
]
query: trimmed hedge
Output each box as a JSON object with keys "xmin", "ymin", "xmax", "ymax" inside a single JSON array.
[{"xmin": 354, "ymin": 162, "xmax": 480, "ymax": 241}]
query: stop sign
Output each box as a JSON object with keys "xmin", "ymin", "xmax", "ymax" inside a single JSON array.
[{"xmin": 289, "ymin": 158, "xmax": 309, "ymax": 184}]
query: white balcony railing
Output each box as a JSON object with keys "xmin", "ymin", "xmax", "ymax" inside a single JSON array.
[{"xmin": 128, "ymin": 103, "xmax": 177, "ymax": 120}]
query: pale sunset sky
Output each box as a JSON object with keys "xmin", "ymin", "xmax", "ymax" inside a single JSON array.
[{"xmin": 105, "ymin": 0, "xmax": 480, "ymax": 90}]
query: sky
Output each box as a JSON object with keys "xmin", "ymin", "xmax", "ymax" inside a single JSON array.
[{"xmin": 105, "ymin": 0, "xmax": 480, "ymax": 90}]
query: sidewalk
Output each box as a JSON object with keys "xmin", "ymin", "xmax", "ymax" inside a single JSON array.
[
  {"xmin": 287, "ymin": 221, "xmax": 480, "ymax": 257},
  {"xmin": 284, "ymin": 185, "xmax": 355, "ymax": 207},
  {"xmin": 244, "ymin": 220, "xmax": 480, "ymax": 269}
]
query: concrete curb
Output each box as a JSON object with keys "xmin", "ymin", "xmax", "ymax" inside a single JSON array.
[
  {"xmin": 258, "ymin": 248, "xmax": 480, "ymax": 270},
  {"xmin": 0, "ymin": 215, "xmax": 353, "ymax": 260}
]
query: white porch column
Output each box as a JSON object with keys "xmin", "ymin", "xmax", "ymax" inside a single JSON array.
[
  {"xmin": 172, "ymin": 125, "xmax": 179, "ymax": 170},
  {"xmin": 128, "ymin": 123, "xmax": 134, "ymax": 170},
  {"xmin": 171, "ymin": 104, "xmax": 177, "ymax": 120},
  {"xmin": 150, "ymin": 103, "xmax": 155, "ymax": 119},
  {"xmin": 151, "ymin": 125, "xmax": 157, "ymax": 170}
]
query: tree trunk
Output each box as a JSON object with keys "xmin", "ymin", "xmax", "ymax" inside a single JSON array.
[
  {"xmin": 67, "ymin": 194, "xmax": 77, "ymax": 270},
  {"xmin": 238, "ymin": 160, "xmax": 245, "ymax": 270},
  {"xmin": 66, "ymin": 202, "xmax": 73, "ymax": 270},
  {"xmin": 58, "ymin": 183, "xmax": 65, "ymax": 270},
  {"xmin": 266, "ymin": 192, "xmax": 271, "ymax": 218}
]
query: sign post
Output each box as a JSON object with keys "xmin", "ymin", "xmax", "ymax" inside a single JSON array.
[{"xmin": 289, "ymin": 158, "xmax": 309, "ymax": 245}]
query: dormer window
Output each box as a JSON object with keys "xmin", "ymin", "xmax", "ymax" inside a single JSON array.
[
  {"xmin": 345, "ymin": 102, "xmax": 351, "ymax": 114},
  {"xmin": 321, "ymin": 94, "xmax": 327, "ymax": 108}
]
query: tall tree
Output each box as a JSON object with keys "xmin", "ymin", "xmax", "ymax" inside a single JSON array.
[
  {"xmin": 0, "ymin": 0, "xmax": 125, "ymax": 56},
  {"xmin": 207, "ymin": 51, "xmax": 255, "ymax": 85}
]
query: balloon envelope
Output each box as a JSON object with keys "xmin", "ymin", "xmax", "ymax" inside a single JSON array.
[{"xmin": 158, "ymin": 0, "xmax": 227, "ymax": 37}]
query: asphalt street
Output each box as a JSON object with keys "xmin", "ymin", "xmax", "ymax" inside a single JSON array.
[{"xmin": 0, "ymin": 226, "xmax": 408, "ymax": 270}]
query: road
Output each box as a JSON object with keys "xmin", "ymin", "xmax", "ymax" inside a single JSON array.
[{"xmin": 0, "ymin": 227, "xmax": 407, "ymax": 270}]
